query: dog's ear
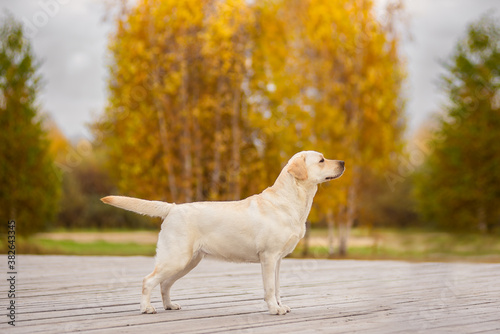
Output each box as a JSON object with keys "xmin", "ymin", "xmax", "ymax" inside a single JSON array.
[{"xmin": 287, "ymin": 155, "xmax": 308, "ymax": 181}]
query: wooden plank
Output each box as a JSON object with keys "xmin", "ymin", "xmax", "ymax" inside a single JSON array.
[{"xmin": 1, "ymin": 255, "xmax": 499, "ymax": 333}]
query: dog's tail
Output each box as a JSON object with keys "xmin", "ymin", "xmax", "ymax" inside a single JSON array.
[{"xmin": 101, "ymin": 196, "xmax": 173, "ymax": 218}]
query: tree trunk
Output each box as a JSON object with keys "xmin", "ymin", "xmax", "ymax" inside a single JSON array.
[
  {"xmin": 192, "ymin": 82, "xmax": 203, "ymax": 201},
  {"xmin": 180, "ymin": 55, "xmax": 192, "ymax": 202},
  {"xmin": 339, "ymin": 176, "xmax": 358, "ymax": 256},
  {"xmin": 156, "ymin": 96, "xmax": 178, "ymax": 202},
  {"xmin": 230, "ymin": 88, "xmax": 241, "ymax": 200},
  {"xmin": 337, "ymin": 204, "xmax": 349, "ymax": 257},
  {"xmin": 338, "ymin": 223, "xmax": 349, "ymax": 257},
  {"xmin": 302, "ymin": 220, "xmax": 311, "ymax": 256},
  {"xmin": 149, "ymin": 13, "xmax": 177, "ymax": 202},
  {"xmin": 326, "ymin": 208, "xmax": 335, "ymax": 257},
  {"xmin": 210, "ymin": 76, "xmax": 224, "ymax": 199}
]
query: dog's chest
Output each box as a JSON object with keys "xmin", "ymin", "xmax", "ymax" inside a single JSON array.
[
  {"xmin": 282, "ymin": 222, "xmax": 306, "ymax": 256},
  {"xmin": 282, "ymin": 233, "xmax": 301, "ymax": 256}
]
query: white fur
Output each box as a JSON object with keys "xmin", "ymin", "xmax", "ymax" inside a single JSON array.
[{"xmin": 101, "ymin": 150, "xmax": 345, "ymax": 315}]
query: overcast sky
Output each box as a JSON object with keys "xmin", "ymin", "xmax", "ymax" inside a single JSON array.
[{"xmin": 1, "ymin": 0, "xmax": 499, "ymax": 140}]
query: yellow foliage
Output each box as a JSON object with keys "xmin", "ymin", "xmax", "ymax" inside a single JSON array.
[
  {"xmin": 45, "ymin": 119, "xmax": 71, "ymax": 163},
  {"xmin": 94, "ymin": 0, "xmax": 405, "ymax": 226}
]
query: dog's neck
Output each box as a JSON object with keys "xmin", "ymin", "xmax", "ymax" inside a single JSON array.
[{"xmin": 263, "ymin": 168, "xmax": 318, "ymax": 226}]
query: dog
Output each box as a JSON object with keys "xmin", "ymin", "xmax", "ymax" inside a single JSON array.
[{"xmin": 101, "ymin": 151, "xmax": 344, "ymax": 315}]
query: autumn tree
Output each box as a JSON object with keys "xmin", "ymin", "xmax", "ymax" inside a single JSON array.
[
  {"xmin": 95, "ymin": 0, "xmax": 262, "ymax": 204},
  {"xmin": 330, "ymin": 0, "xmax": 405, "ymax": 255},
  {"xmin": 414, "ymin": 15, "xmax": 500, "ymax": 233},
  {"xmin": 0, "ymin": 14, "xmax": 61, "ymax": 236},
  {"xmin": 96, "ymin": 0, "xmax": 406, "ymax": 253},
  {"xmin": 249, "ymin": 0, "xmax": 406, "ymax": 255}
]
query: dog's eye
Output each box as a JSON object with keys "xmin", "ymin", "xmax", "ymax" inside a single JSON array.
[{"xmin": 319, "ymin": 158, "xmax": 325, "ymax": 163}]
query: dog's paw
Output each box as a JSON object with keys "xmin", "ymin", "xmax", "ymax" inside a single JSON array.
[
  {"xmin": 141, "ymin": 305, "xmax": 157, "ymax": 314},
  {"xmin": 164, "ymin": 303, "xmax": 181, "ymax": 310},
  {"xmin": 277, "ymin": 300, "xmax": 291, "ymax": 313},
  {"xmin": 280, "ymin": 304, "xmax": 291, "ymax": 313},
  {"xmin": 268, "ymin": 305, "xmax": 288, "ymax": 315}
]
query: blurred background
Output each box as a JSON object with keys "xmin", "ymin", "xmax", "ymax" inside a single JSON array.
[{"xmin": 1, "ymin": 0, "xmax": 499, "ymax": 261}]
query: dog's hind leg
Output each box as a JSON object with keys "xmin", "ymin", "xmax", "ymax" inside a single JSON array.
[
  {"xmin": 160, "ymin": 252, "xmax": 203, "ymax": 310},
  {"xmin": 140, "ymin": 252, "xmax": 195, "ymax": 314}
]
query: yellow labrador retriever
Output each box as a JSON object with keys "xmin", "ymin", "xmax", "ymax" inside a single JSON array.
[{"xmin": 101, "ymin": 151, "xmax": 344, "ymax": 315}]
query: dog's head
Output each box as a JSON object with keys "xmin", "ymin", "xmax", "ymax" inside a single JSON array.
[{"xmin": 287, "ymin": 151, "xmax": 345, "ymax": 184}]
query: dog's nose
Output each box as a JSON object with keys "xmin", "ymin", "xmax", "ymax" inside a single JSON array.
[{"xmin": 339, "ymin": 161, "xmax": 345, "ymax": 168}]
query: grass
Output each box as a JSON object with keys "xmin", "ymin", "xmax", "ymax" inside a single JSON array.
[
  {"xmin": 291, "ymin": 245, "xmax": 500, "ymax": 262},
  {"xmin": 291, "ymin": 227, "xmax": 500, "ymax": 262},
  {"xmin": 35, "ymin": 239, "xmax": 156, "ymax": 256},
  {"xmin": 1, "ymin": 227, "xmax": 500, "ymax": 262},
  {"xmin": 0, "ymin": 236, "xmax": 156, "ymax": 256}
]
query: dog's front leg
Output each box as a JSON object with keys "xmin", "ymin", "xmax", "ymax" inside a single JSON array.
[
  {"xmin": 260, "ymin": 254, "xmax": 287, "ymax": 315},
  {"xmin": 275, "ymin": 258, "xmax": 291, "ymax": 313}
]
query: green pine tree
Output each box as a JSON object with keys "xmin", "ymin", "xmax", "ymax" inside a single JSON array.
[
  {"xmin": 414, "ymin": 15, "xmax": 500, "ymax": 232},
  {"xmin": 0, "ymin": 13, "xmax": 61, "ymax": 236}
]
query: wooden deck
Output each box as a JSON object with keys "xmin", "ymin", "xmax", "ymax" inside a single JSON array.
[{"xmin": 2, "ymin": 255, "xmax": 500, "ymax": 333}]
